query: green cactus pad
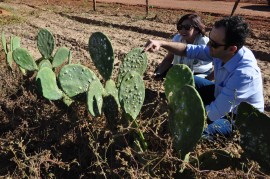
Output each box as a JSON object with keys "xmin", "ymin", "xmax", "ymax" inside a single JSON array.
[
  {"xmin": 236, "ymin": 102, "xmax": 270, "ymax": 172},
  {"xmin": 103, "ymin": 80, "xmax": 120, "ymax": 127},
  {"xmin": 37, "ymin": 28, "xmax": 55, "ymax": 59},
  {"xmin": 39, "ymin": 59, "xmax": 52, "ymax": 69},
  {"xmin": 87, "ymin": 80, "xmax": 104, "ymax": 117},
  {"xmin": 195, "ymin": 149, "xmax": 238, "ymax": 170},
  {"xmin": 119, "ymin": 71, "xmax": 145, "ymax": 120},
  {"xmin": 88, "ymin": 32, "xmax": 114, "ymax": 81},
  {"xmin": 36, "ymin": 67, "xmax": 63, "ymax": 100},
  {"xmin": 13, "ymin": 48, "xmax": 38, "ymax": 71},
  {"xmin": 12, "ymin": 36, "xmax": 20, "ymax": 51},
  {"xmin": 164, "ymin": 64, "xmax": 194, "ymax": 103},
  {"xmin": 52, "ymin": 47, "xmax": 69, "ymax": 68},
  {"xmin": 169, "ymin": 85, "xmax": 205, "ymax": 158},
  {"xmin": 117, "ymin": 48, "xmax": 147, "ymax": 86},
  {"xmin": 58, "ymin": 64, "xmax": 97, "ymax": 98},
  {"xmin": 1, "ymin": 31, "xmax": 7, "ymax": 54},
  {"xmin": 105, "ymin": 79, "xmax": 120, "ymax": 107},
  {"xmin": 7, "ymin": 51, "xmax": 13, "ymax": 68}
]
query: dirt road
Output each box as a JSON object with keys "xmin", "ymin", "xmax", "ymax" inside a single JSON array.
[{"xmin": 97, "ymin": 0, "xmax": 270, "ymax": 17}]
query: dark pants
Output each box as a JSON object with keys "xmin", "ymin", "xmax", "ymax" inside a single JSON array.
[{"xmin": 194, "ymin": 76, "xmax": 234, "ymax": 140}]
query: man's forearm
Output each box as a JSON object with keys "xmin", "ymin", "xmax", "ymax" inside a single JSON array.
[{"xmin": 160, "ymin": 41, "xmax": 187, "ymax": 56}]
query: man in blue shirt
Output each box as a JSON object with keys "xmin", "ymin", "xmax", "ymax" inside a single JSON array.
[{"xmin": 144, "ymin": 16, "xmax": 264, "ymax": 139}]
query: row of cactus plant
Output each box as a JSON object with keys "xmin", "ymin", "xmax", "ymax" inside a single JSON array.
[
  {"xmin": 1, "ymin": 29, "xmax": 148, "ymax": 151},
  {"xmin": 3, "ymin": 28, "xmax": 269, "ymax": 171},
  {"xmin": 87, "ymin": 32, "xmax": 148, "ymax": 150}
]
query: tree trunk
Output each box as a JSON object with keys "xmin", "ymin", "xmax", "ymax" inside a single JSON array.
[
  {"xmin": 93, "ymin": 0, "xmax": 96, "ymax": 11},
  {"xmin": 146, "ymin": 0, "xmax": 149, "ymax": 16},
  {"xmin": 230, "ymin": 0, "xmax": 240, "ymax": 16}
]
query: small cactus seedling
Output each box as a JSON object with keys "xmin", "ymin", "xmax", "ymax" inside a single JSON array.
[
  {"xmin": 1, "ymin": 32, "xmax": 25, "ymax": 73},
  {"xmin": 87, "ymin": 79, "xmax": 104, "ymax": 117},
  {"xmin": 58, "ymin": 64, "xmax": 98, "ymax": 98},
  {"xmin": 37, "ymin": 28, "xmax": 55, "ymax": 59},
  {"xmin": 169, "ymin": 85, "xmax": 206, "ymax": 158},
  {"xmin": 36, "ymin": 67, "xmax": 63, "ymax": 100},
  {"xmin": 12, "ymin": 48, "xmax": 38, "ymax": 71},
  {"xmin": 117, "ymin": 48, "xmax": 147, "ymax": 86},
  {"xmin": 164, "ymin": 64, "xmax": 194, "ymax": 103},
  {"xmin": 119, "ymin": 71, "xmax": 145, "ymax": 120},
  {"xmin": 236, "ymin": 102, "xmax": 270, "ymax": 173},
  {"xmin": 11, "ymin": 36, "xmax": 20, "ymax": 51},
  {"xmin": 88, "ymin": 32, "xmax": 114, "ymax": 81}
]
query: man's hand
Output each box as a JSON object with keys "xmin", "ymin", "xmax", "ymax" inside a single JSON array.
[{"xmin": 144, "ymin": 39, "xmax": 162, "ymax": 52}]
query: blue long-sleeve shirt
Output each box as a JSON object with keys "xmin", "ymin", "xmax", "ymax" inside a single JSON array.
[{"xmin": 186, "ymin": 44, "xmax": 264, "ymax": 121}]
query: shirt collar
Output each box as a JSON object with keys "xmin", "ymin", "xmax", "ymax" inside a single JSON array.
[{"xmin": 222, "ymin": 47, "xmax": 244, "ymax": 72}]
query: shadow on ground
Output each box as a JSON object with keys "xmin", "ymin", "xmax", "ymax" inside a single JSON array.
[{"xmin": 241, "ymin": 5, "xmax": 270, "ymax": 12}]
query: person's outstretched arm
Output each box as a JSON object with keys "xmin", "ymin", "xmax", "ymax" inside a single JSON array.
[
  {"xmin": 155, "ymin": 52, "xmax": 174, "ymax": 75},
  {"xmin": 144, "ymin": 40, "xmax": 187, "ymax": 56}
]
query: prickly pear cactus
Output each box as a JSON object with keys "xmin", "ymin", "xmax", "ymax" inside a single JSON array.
[
  {"xmin": 39, "ymin": 59, "xmax": 52, "ymax": 69},
  {"xmin": 37, "ymin": 28, "xmax": 55, "ymax": 59},
  {"xmin": 11, "ymin": 36, "xmax": 20, "ymax": 50},
  {"xmin": 105, "ymin": 79, "xmax": 120, "ymax": 107},
  {"xmin": 1, "ymin": 32, "xmax": 21, "ymax": 69},
  {"xmin": 88, "ymin": 32, "xmax": 114, "ymax": 81},
  {"xmin": 52, "ymin": 47, "xmax": 70, "ymax": 68},
  {"xmin": 87, "ymin": 79, "xmax": 104, "ymax": 117},
  {"xmin": 1, "ymin": 31, "xmax": 7, "ymax": 54},
  {"xmin": 12, "ymin": 48, "xmax": 38, "ymax": 71},
  {"xmin": 117, "ymin": 48, "xmax": 147, "ymax": 86},
  {"xmin": 164, "ymin": 64, "xmax": 194, "ymax": 103},
  {"xmin": 36, "ymin": 67, "xmax": 63, "ymax": 100},
  {"xmin": 119, "ymin": 71, "xmax": 145, "ymax": 120},
  {"xmin": 103, "ymin": 80, "xmax": 121, "ymax": 128},
  {"xmin": 236, "ymin": 102, "xmax": 270, "ymax": 172},
  {"xmin": 58, "ymin": 64, "xmax": 97, "ymax": 98},
  {"xmin": 169, "ymin": 85, "xmax": 205, "ymax": 158}
]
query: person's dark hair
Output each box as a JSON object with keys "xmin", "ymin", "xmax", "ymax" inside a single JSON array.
[
  {"xmin": 214, "ymin": 16, "xmax": 250, "ymax": 50},
  {"xmin": 177, "ymin": 14, "xmax": 206, "ymax": 36}
]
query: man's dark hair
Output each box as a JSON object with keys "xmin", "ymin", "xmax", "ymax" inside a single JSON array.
[
  {"xmin": 214, "ymin": 16, "xmax": 250, "ymax": 50},
  {"xmin": 177, "ymin": 14, "xmax": 206, "ymax": 36}
]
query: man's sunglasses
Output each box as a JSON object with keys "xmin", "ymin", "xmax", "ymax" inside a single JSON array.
[
  {"xmin": 208, "ymin": 31, "xmax": 227, "ymax": 49},
  {"xmin": 177, "ymin": 24, "xmax": 193, "ymax": 31}
]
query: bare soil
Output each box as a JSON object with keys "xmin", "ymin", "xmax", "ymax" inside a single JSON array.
[{"xmin": 0, "ymin": 0, "xmax": 269, "ymax": 178}]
